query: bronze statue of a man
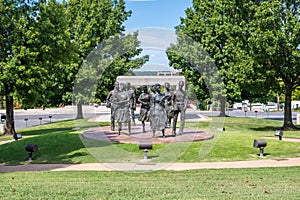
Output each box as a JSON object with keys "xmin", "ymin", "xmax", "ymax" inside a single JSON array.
[
  {"xmin": 137, "ymin": 85, "xmax": 151, "ymax": 133},
  {"xmin": 106, "ymin": 81, "xmax": 120, "ymax": 131},
  {"xmin": 162, "ymin": 82, "xmax": 174, "ymax": 128},
  {"xmin": 172, "ymin": 81, "xmax": 188, "ymax": 136},
  {"xmin": 115, "ymin": 83, "xmax": 131, "ymax": 135},
  {"xmin": 126, "ymin": 82, "xmax": 136, "ymax": 125}
]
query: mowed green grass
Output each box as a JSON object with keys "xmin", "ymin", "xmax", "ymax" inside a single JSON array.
[
  {"xmin": 1, "ymin": 117, "xmax": 300, "ymax": 199},
  {"xmin": 0, "ymin": 117, "xmax": 299, "ymax": 164},
  {"xmin": 0, "ymin": 119, "xmax": 99, "ymax": 164},
  {"xmin": 0, "ymin": 167, "xmax": 300, "ymax": 199}
]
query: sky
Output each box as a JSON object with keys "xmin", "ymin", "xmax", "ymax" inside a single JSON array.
[
  {"xmin": 123, "ymin": 0, "xmax": 192, "ymax": 31},
  {"xmin": 123, "ymin": 0, "xmax": 192, "ymax": 71}
]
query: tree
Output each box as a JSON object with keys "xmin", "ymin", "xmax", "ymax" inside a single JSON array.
[
  {"xmin": 65, "ymin": 0, "xmax": 133, "ymax": 118},
  {"xmin": 95, "ymin": 32, "xmax": 148, "ymax": 102},
  {"xmin": 166, "ymin": 34, "xmax": 222, "ymax": 111},
  {"xmin": 0, "ymin": 0, "xmax": 76, "ymax": 136},
  {"xmin": 247, "ymin": 0, "xmax": 300, "ymax": 129},
  {"xmin": 173, "ymin": 0, "xmax": 299, "ymax": 129},
  {"xmin": 0, "ymin": 0, "xmax": 45, "ymax": 136},
  {"xmin": 73, "ymin": 32, "xmax": 148, "ymax": 118},
  {"xmin": 168, "ymin": 0, "xmax": 257, "ymax": 116},
  {"xmin": 36, "ymin": 0, "xmax": 78, "ymax": 107}
]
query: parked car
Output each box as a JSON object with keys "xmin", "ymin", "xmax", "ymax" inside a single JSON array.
[
  {"xmin": 265, "ymin": 102, "xmax": 278, "ymax": 111},
  {"xmin": 251, "ymin": 103, "xmax": 263, "ymax": 111}
]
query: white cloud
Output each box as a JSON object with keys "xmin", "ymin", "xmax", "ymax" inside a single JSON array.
[{"xmin": 127, "ymin": 28, "xmax": 177, "ymax": 70}]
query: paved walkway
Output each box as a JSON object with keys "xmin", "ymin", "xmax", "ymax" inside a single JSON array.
[{"xmin": 1, "ymin": 157, "xmax": 300, "ymax": 172}]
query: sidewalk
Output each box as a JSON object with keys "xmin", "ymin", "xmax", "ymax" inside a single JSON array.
[{"xmin": 1, "ymin": 157, "xmax": 300, "ymax": 172}]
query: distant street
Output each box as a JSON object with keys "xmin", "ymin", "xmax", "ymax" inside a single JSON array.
[
  {"xmin": 1, "ymin": 106, "xmax": 299, "ymax": 131},
  {"xmin": 199, "ymin": 110, "xmax": 299, "ymax": 121}
]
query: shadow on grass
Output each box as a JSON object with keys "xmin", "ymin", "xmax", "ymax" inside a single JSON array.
[
  {"xmin": 20, "ymin": 127, "xmax": 73, "ymax": 136},
  {"xmin": 250, "ymin": 126, "xmax": 282, "ymax": 131},
  {"xmin": 19, "ymin": 119, "xmax": 100, "ymax": 136},
  {"xmin": 256, "ymin": 153, "xmax": 270, "ymax": 157},
  {"xmin": 56, "ymin": 152, "xmax": 90, "ymax": 163},
  {"xmin": 0, "ymin": 119, "xmax": 118, "ymax": 164},
  {"xmin": 0, "ymin": 132, "xmax": 97, "ymax": 164}
]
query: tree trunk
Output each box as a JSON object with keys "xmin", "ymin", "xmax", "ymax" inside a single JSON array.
[
  {"xmin": 76, "ymin": 102, "xmax": 83, "ymax": 119},
  {"xmin": 4, "ymin": 94, "xmax": 16, "ymax": 136},
  {"xmin": 218, "ymin": 95, "xmax": 227, "ymax": 117},
  {"xmin": 282, "ymin": 86, "xmax": 298, "ymax": 130}
]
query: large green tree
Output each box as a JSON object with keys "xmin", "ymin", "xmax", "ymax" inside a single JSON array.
[
  {"xmin": 73, "ymin": 32, "xmax": 148, "ymax": 118},
  {"xmin": 0, "ymin": 0, "xmax": 40, "ymax": 136},
  {"xmin": 247, "ymin": 0, "xmax": 300, "ymax": 129},
  {"xmin": 168, "ymin": 0, "xmax": 299, "ymax": 129},
  {"xmin": 37, "ymin": 0, "xmax": 78, "ymax": 107},
  {"xmin": 65, "ymin": 0, "xmax": 135, "ymax": 118},
  {"xmin": 0, "ymin": 0, "xmax": 76, "ymax": 136},
  {"xmin": 167, "ymin": 0, "xmax": 256, "ymax": 115}
]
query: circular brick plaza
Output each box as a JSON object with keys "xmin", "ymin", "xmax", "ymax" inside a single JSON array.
[{"xmin": 82, "ymin": 123, "xmax": 214, "ymax": 144}]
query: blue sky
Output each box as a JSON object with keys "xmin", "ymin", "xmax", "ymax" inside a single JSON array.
[
  {"xmin": 123, "ymin": 0, "xmax": 193, "ymax": 70},
  {"xmin": 124, "ymin": 0, "xmax": 192, "ymax": 31}
]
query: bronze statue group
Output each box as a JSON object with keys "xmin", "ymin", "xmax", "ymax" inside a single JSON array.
[{"xmin": 106, "ymin": 81, "xmax": 188, "ymax": 138}]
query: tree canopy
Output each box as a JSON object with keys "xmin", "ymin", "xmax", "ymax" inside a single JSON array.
[
  {"xmin": 66, "ymin": 0, "xmax": 146, "ymax": 118},
  {"xmin": 73, "ymin": 32, "xmax": 148, "ymax": 118},
  {"xmin": 0, "ymin": 0, "xmax": 70, "ymax": 135},
  {"xmin": 247, "ymin": 0, "xmax": 300, "ymax": 129},
  {"xmin": 168, "ymin": 0, "xmax": 300, "ymax": 129},
  {"xmin": 0, "ymin": 0, "xmax": 146, "ymax": 135}
]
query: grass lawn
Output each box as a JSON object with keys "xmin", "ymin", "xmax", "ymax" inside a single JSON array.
[
  {"xmin": 0, "ymin": 117, "xmax": 300, "ymax": 164},
  {"xmin": 1, "ymin": 117, "xmax": 300, "ymax": 199},
  {"xmin": 0, "ymin": 167, "xmax": 300, "ymax": 199}
]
